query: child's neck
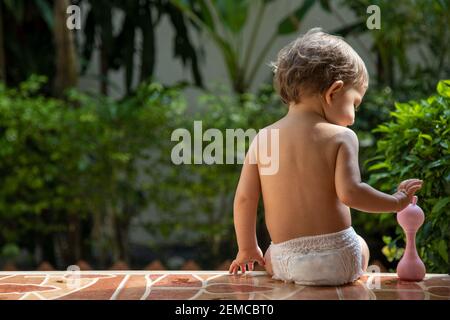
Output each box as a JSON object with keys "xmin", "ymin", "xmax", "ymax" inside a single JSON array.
[{"xmin": 287, "ymin": 95, "xmax": 326, "ymax": 120}]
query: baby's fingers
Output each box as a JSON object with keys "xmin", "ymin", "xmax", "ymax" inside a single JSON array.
[
  {"xmin": 257, "ymin": 257, "xmax": 265, "ymax": 266},
  {"xmin": 406, "ymin": 181, "xmax": 423, "ymax": 193},
  {"xmin": 398, "ymin": 179, "xmax": 419, "ymax": 193},
  {"xmin": 398, "ymin": 179, "xmax": 416, "ymax": 191},
  {"xmin": 229, "ymin": 261, "xmax": 239, "ymax": 274},
  {"xmin": 407, "ymin": 185, "xmax": 422, "ymax": 198},
  {"xmin": 404, "ymin": 179, "xmax": 422, "ymax": 191}
]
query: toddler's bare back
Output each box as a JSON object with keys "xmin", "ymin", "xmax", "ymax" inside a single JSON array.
[{"xmin": 257, "ymin": 112, "xmax": 353, "ymax": 244}]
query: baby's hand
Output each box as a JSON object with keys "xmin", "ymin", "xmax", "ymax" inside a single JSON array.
[
  {"xmin": 229, "ymin": 246, "xmax": 265, "ymax": 275},
  {"xmin": 393, "ymin": 179, "xmax": 423, "ymax": 211}
]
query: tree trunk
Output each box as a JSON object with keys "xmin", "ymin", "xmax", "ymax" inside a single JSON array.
[
  {"xmin": 106, "ymin": 203, "xmax": 120, "ymax": 263},
  {"xmin": 100, "ymin": 43, "xmax": 108, "ymax": 95},
  {"xmin": 53, "ymin": 233, "xmax": 67, "ymax": 269},
  {"xmin": 68, "ymin": 213, "xmax": 81, "ymax": 263},
  {"xmin": 99, "ymin": 7, "xmax": 112, "ymax": 95},
  {"xmin": 34, "ymin": 240, "xmax": 43, "ymax": 267},
  {"xmin": 114, "ymin": 214, "xmax": 130, "ymax": 263},
  {"xmin": 92, "ymin": 210, "xmax": 106, "ymax": 268},
  {"xmin": 376, "ymin": 49, "xmax": 385, "ymax": 86},
  {"xmin": 53, "ymin": 0, "xmax": 78, "ymax": 97},
  {"xmin": 0, "ymin": 2, "xmax": 5, "ymax": 82}
]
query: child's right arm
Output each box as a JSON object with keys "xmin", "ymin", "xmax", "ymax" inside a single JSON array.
[
  {"xmin": 334, "ymin": 129, "xmax": 422, "ymax": 213},
  {"xmin": 229, "ymin": 138, "xmax": 265, "ymax": 275}
]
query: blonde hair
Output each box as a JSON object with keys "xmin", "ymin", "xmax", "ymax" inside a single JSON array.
[{"xmin": 269, "ymin": 28, "xmax": 368, "ymax": 105}]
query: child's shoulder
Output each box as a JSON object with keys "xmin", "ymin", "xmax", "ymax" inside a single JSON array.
[
  {"xmin": 313, "ymin": 121, "xmax": 356, "ymax": 137},
  {"xmin": 311, "ymin": 123, "xmax": 359, "ymax": 148},
  {"xmin": 253, "ymin": 121, "xmax": 281, "ymax": 139},
  {"xmin": 335, "ymin": 126, "xmax": 358, "ymax": 139},
  {"xmin": 253, "ymin": 120, "xmax": 359, "ymax": 145},
  {"xmin": 328, "ymin": 126, "xmax": 359, "ymax": 147}
]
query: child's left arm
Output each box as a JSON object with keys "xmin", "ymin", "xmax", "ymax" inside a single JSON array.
[{"xmin": 229, "ymin": 140, "xmax": 265, "ymax": 274}]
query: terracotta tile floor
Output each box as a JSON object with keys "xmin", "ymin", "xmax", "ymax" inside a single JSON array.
[{"xmin": 0, "ymin": 271, "xmax": 448, "ymax": 300}]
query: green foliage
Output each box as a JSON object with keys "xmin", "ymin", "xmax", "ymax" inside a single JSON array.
[
  {"xmin": 352, "ymin": 86, "xmax": 395, "ymax": 164},
  {"xmin": 0, "ymin": 75, "xmax": 186, "ymax": 267},
  {"xmin": 0, "ymin": 75, "xmax": 73, "ymax": 245},
  {"xmin": 366, "ymin": 80, "xmax": 450, "ymax": 273},
  {"xmin": 381, "ymin": 236, "xmax": 404, "ymax": 263},
  {"xmin": 1, "ymin": 243, "xmax": 20, "ymax": 260}
]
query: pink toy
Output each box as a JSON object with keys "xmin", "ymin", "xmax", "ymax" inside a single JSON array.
[{"xmin": 396, "ymin": 196, "xmax": 426, "ymax": 281}]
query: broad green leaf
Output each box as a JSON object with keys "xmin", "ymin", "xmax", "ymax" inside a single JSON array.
[
  {"xmin": 419, "ymin": 134, "xmax": 432, "ymax": 141},
  {"xmin": 437, "ymin": 80, "xmax": 450, "ymax": 98},
  {"xmin": 382, "ymin": 235, "xmax": 392, "ymax": 245},
  {"xmin": 318, "ymin": 0, "xmax": 331, "ymax": 12},
  {"xmin": 368, "ymin": 172, "xmax": 391, "ymax": 183},
  {"xmin": 213, "ymin": 0, "xmax": 249, "ymax": 34},
  {"xmin": 368, "ymin": 162, "xmax": 390, "ymax": 171},
  {"xmin": 196, "ymin": 0, "xmax": 216, "ymax": 32},
  {"xmin": 363, "ymin": 154, "xmax": 386, "ymax": 167},
  {"xmin": 399, "ymin": 163, "xmax": 414, "ymax": 177},
  {"xmin": 437, "ymin": 240, "xmax": 448, "ymax": 263},
  {"xmin": 431, "ymin": 197, "xmax": 450, "ymax": 214},
  {"xmin": 373, "ymin": 124, "xmax": 390, "ymax": 133},
  {"xmin": 426, "ymin": 159, "xmax": 445, "ymax": 169}
]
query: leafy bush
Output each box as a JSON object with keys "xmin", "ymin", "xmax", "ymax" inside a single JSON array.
[
  {"xmin": 0, "ymin": 76, "xmax": 185, "ymax": 268},
  {"xmin": 366, "ymin": 80, "xmax": 450, "ymax": 273},
  {"xmin": 0, "ymin": 75, "xmax": 78, "ymax": 264}
]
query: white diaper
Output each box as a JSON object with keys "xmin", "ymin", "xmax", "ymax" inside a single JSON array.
[{"xmin": 269, "ymin": 227, "xmax": 363, "ymax": 286}]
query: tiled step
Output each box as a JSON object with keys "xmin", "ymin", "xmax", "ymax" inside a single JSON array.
[{"xmin": 0, "ymin": 271, "xmax": 448, "ymax": 300}]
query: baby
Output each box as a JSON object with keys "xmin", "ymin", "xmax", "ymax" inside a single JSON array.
[{"xmin": 228, "ymin": 28, "xmax": 423, "ymax": 286}]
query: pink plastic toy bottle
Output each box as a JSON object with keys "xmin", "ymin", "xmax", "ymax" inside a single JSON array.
[{"xmin": 396, "ymin": 196, "xmax": 426, "ymax": 281}]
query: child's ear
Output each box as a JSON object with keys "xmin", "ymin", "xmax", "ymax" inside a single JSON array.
[{"xmin": 324, "ymin": 80, "xmax": 344, "ymax": 105}]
